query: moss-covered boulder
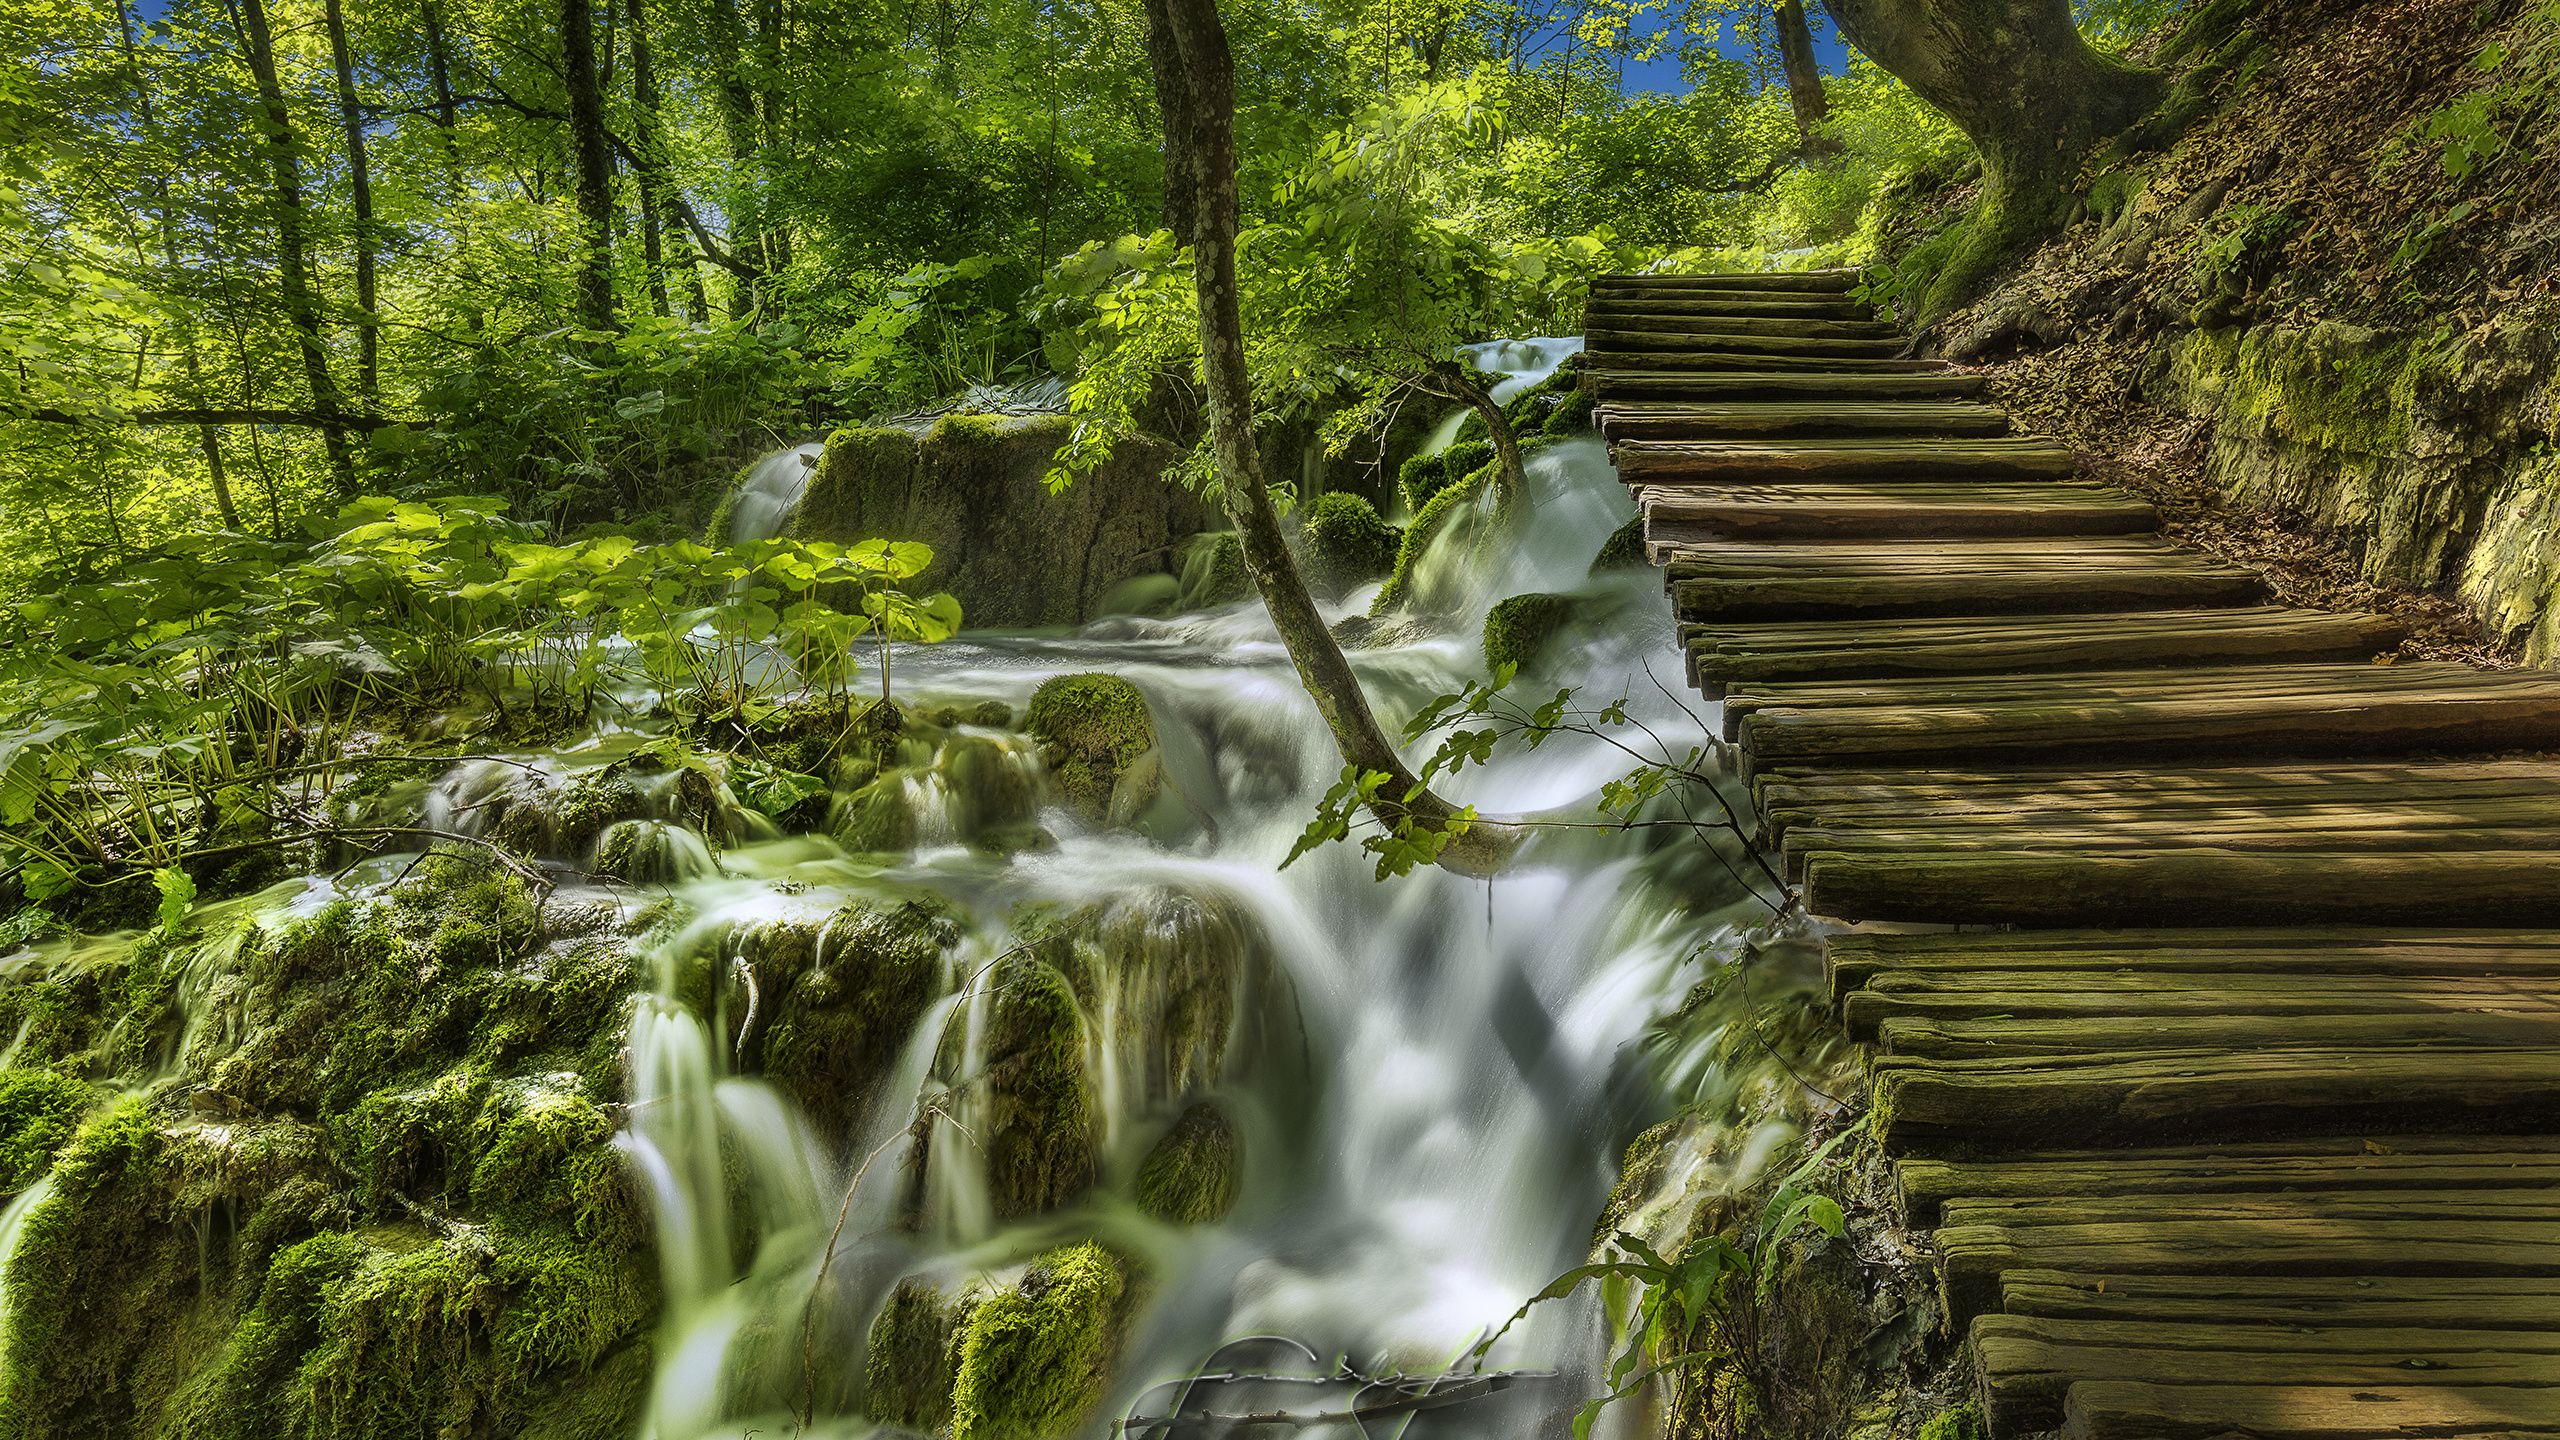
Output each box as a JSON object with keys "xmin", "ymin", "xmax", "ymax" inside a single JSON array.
[
  {"xmin": 1024, "ymin": 673, "xmax": 1158, "ymax": 827},
  {"xmin": 789, "ymin": 417, "xmax": 1209, "ymax": 628},
  {"xmin": 932, "ymin": 950, "xmax": 1098, "ymax": 1222},
  {"xmin": 1298, "ymin": 493, "xmax": 1401, "ymax": 593},
  {"xmin": 1372, "ymin": 463, "xmax": 1495, "ymax": 616},
  {"xmin": 0, "ymin": 1069, "xmax": 90, "ymax": 1196},
  {"xmin": 1173, "ymin": 530, "xmax": 1253, "ymax": 610},
  {"xmin": 1134, "ymin": 1102, "xmax": 1241, "ymax": 1225},
  {"xmin": 864, "ymin": 1277, "xmax": 984, "ymax": 1431},
  {"xmin": 1591, "ymin": 516, "xmax": 1648, "ymax": 573},
  {"xmin": 1484, "ymin": 592, "xmax": 1578, "ymax": 674},
  {"xmin": 1398, "ymin": 439, "xmax": 1493, "ymax": 512},
  {"xmin": 950, "ymin": 1243, "xmax": 1131, "ymax": 1440},
  {"xmin": 757, "ymin": 899, "xmax": 960, "ymax": 1141}
]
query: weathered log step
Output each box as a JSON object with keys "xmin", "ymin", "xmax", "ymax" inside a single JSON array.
[
  {"xmin": 1875, "ymin": 1044, "xmax": 2560, "ymax": 1153},
  {"xmin": 1587, "ymin": 370, "xmax": 1990, "ymax": 402},
  {"xmin": 1902, "ymin": 1142, "xmax": 2560, "ymax": 1226},
  {"xmin": 1592, "ymin": 349, "xmax": 1950, "ymax": 375},
  {"xmin": 1586, "ymin": 327, "xmax": 1909, "ymax": 358},
  {"xmin": 1793, "ymin": 822, "xmax": 2560, "ymax": 881},
  {"xmin": 1583, "ymin": 296, "xmax": 1874, "ymax": 321},
  {"xmin": 1761, "ymin": 759, "xmax": 2560, "ymax": 819},
  {"xmin": 1665, "ymin": 536, "xmax": 2184, "ymax": 576},
  {"xmin": 1977, "ymin": 1315, "xmax": 2560, "ymax": 1434},
  {"xmin": 1767, "ymin": 778, "xmax": 2560, "ymax": 840},
  {"xmin": 1617, "ymin": 436, "xmax": 2078, "ymax": 483},
  {"xmin": 1674, "ymin": 559, "xmax": 2266, "ymax": 622},
  {"xmin": 1877, "ymin": 1011, "xmax": 2560, "ymax": 1066},
  {"xmin": 2063, "ymin": 1381, "xmax": 2560, "ymax": 1440},
  {"xmin": 1596, "ymin": 401, "xmax": 2011, "ymax": 441},
  {"xmin": 1592, "ymin": 268, "xmax": 1861, "ymax": 293},
  {"xmin": 1642, "ymin": 482, "xmax": 2158, "ymax": 546},
  {"xmin": 1805, "ymin": 849, "xmax": 2560, "ymax": 927},
  {"xmin": 1825, "ymin": 928, "xmax": 2560, "ymax": 996},
  {"xmin": 1722, "ymin": 661, "xmax": 2535, "ymax": 716},
  {"xmin": 1579, "ymin": 312, "xmax": 1898, "ymax": 339},
  {"xmin": 1687, "ymin": 608, "xmax": 2396, "ymax": 690}
]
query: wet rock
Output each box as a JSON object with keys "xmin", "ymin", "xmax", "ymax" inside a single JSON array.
[
  {"xmin": 949, "ymin": 1243, "xmax": 1131, "ymax": 1440},
  {"xmin": 756, "ymin": 898, "xmax": 960, "ymax": 1140},
  {"xmin": 964, "ymin": 952, "xmax": 1098, "ymax": 1221},
  {"xmin": 1024, "ymin": 674, "xmax": 1157, "ymax": 827},
  {"xmin": 1173, "ymin": 530, "xmax": 1253, "ymax": 609},
  {"xmin": 1134, "ymin": 1101, "xmax": 1240, "ymax": 1225},
  {"xmin": 1590, "ymin": 516, "xmax": 1647, "ymax": 573},
  {"xmin": 1298, "ymin": 492, "xmax": 1401, "ymax": 594},
  {"xmin": 1483, "ymin": 592, "xmax": 1578, "ymax": 673},
  {"xmin": 865, "ymin": 1277, "xmax": 984, "ymax": 1431}
]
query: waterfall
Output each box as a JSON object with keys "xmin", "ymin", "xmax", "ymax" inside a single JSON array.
[{"xmin": 723, "ymin": 442, "xmax": 827, "ymax": 544}]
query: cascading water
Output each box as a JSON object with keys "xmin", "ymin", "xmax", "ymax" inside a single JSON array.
[
  {"xmin": 594, "ymin": 340, "xmax": 1812, "ymax": 1439},
  {"xmin": 725, "ymin": 442, "xmax": 828, "ymax": 544}
]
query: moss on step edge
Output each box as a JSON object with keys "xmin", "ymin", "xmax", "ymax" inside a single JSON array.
[
  {"xmin": 1483, "ymin": 592, "xmax": 1578, "ymax": 673},
  {"xmin": 950, "ymin": 1242, "xmax": 1131, "ymax": 1440},
  {"xmin": 1024, "ymin": 673, "xmax": 1158, "ymax": 827}
]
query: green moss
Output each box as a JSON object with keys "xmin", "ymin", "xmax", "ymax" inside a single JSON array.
[
  {"xmin": 549, "ymin": 773, "xmax": 644, "ymax": 858},
  {"xmin": 1398, "ymin": 439, "xmax": 1492, "ymax": 512},
  {"xmin": 865, "ymin": 1278, "xmax": 980, "ymax": 1430},
  {"xmin": 968, "ymin": 952, "xmax": 1096, "ymax": 1221},
  {"xmin": 1372, "ymin": 463, "xmax": 1493, "ymax": 615},
  {"xmin": 1591, "ymin": 517, "xmax": 1647, "ymax": 573},
  {"xmin": 1541, "ymin": 387, "xmax": 1596, "ymax": 436},
  {"xmin": 926, "ymin": 412, "xmax": 1073, "ymax": 449},
  {"xmin": 1919, "ymin": 1401, "xmax": 1989, "ymax": 1440},
  {"xmin": 1174, "ymin": 530, "xmax": 1253, "ymax": 609},
  {"xmin": 758, "ymin": 899, "xmax": 959, "ymax": 1141},
  {"xmin": 1299, "ymin": 492, "xmax": 1401, "ymax": 591},
  {"xmin": 1483, "ymin": 592, "xmax": 1578, "ymax": 674},
  {"xmin": 0, "ymin": 1070, "xmax": 91, "ymax": 1195},
  {"xmin": 1134, "ymin": 1102, "xmax": 1240, "ymax": 1225},
  {"xmin": 2172, "ymin": 323, "xmax": 2427, "ymax": 455},
  {"xmin": 1024, "ymin": 673, "xmax": 1156, "ymax": 826},
  {"xmin": 949, "ymin": 1243, "xmax": 1128, "ymax": 1440}
]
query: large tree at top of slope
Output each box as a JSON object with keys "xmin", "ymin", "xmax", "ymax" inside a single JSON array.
[
  {"xmin": 1137, "ymin": 0, "xmax": 1516, "ymax": 878},
  {"xmin": 1823, "ymin": 0, "xmax": 2165, "ymax": 315}
]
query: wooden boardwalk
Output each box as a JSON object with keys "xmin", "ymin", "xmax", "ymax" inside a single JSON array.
[{"xmin": 1589, "ymin": 270, "xmax": 2560, "ymax": 1440}]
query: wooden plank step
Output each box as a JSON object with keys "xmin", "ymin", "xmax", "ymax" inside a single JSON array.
[
  {"xmin": 1881, "ymin": 1013, "xmax": 2560, "ymax": 1065},
  {"xmin": 1825, "ymin": 928, "xmax": 2560, "ymax": 996},
  {"xmin": 1673, "ymin": 557, "xmax": 2265, "ymax": 622},
  {"xmin": 1588, "ymin": 371, "xmax": 1989, "ymax": 402},
  {"xmin": 1874, "ymin": 1046, "xmax": 2560, "ymax": 1153},
  {"xmin": 1998, "ymin": 1268, "xmax": 2560, "ymax": 1325},
  {"xmin": 1722, "ymin": 662, "xmax": 2528, "ymax": 715},
  {"xmin": 1805, "ymin": 849, "xmax": 2560, "ymax": 927},
  {"xmin": 1617, "ymin": 436, "xmax": 2077, "ymax": 483},
  {"xmin": 1851, "ymin": 973, "xmax": 2560, "ymax": 1038},
  {"xmin": 1579, "ymin": 313, "xmax": 1898, "ymax": 339},
  {"xmin": 2063, "ymin": 1381, "xmax": 2560, "ymax": 1440},
  {"xmin": 1902, "ymin": 1144, "xmax": 2560, "ymax": 1225},
  {"xmin": 1688, "ymin": 608, "xmax": 2396, "ymax": 690},
  {"xmin": 1768, "ymin": 779, "xmax": 2560, "ymax": 838},
  {"xmin": 1593, "ymin": 269, "xmax": 1861, "ymax": 293},
  {"xmin": 1666, "ymin": 537, "xmax": 2186, "ymax": 575},
  {"xmin": 1597, "ymin": 401, "xmax": 2010, "ymax": 441},
  {"xmin": 1587, "ymin": 327, "xmax": 1908, "ymax": 358},
  {"xmin": 1977, "ymin": 1314, "xmax": 2560, "ymax": 1434},
  {"xmin": 1583, "ymin": 296, "xmax": 1873, "ymax": 321},
  {"xmin": 1642, "ymin": 482, "xmax": 2158, "ymax": 545},
  {"xmin": 1596, "ymin": 349, "xmax": 1949, "ymax": 375},
  {"xmin": 1793, "ymin": 823, "xmax": 2560, "ymax": 880}
]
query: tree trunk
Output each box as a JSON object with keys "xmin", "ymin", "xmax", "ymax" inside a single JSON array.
[
  {"xmin": 236, "ymin": 0, "xmax": 359, "ymax": 496},
  {"xmin": 1141, "ymin": 0, "xmax": 1513, "ymax": 877},
  {"xmin": 561, "ymin": 0, "xmax": 618, "ymax": 328},
  {"xmin": 1775, "ymin": 1, "xmax": 1834, "ymax": 146},
  {"xmin": 1422, "ymin": 363, "xmax": 1525, "ymax": 504},
  {"xmin": 626, "ymin": 0, "xmax": 673, "ymax": 317},
  {"xmin": 1822, "ymin": 0, "xmax": 2164, "ymax": 313},
  {"xmin": 322, "ymin": 0, "xmax": 379, "ymax": 400},
  {"xmin": 705, "ymin": 0, "xmax": 765, "ymax": 314}
]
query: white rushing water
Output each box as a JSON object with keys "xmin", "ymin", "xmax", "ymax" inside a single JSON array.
[{"xmin": 602, "ymin": 340, "xmax": 1798, "ymax": 1438}]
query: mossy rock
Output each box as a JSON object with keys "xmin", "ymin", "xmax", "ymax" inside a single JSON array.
[
  {"xmin": 1397, "ymin": 439, "xmax": 1492, "ymax": 512},
  {"xmin": 1134, "ymin": 1102, "xmax": 1240, "ymax": 1225},
  {"xmin": 1173, "ymin": 530, "xmax": 1253, "ymax": 610},
  {"xmin": 1024, "ymin": 673, "xmax": 1157, "ymax": 827},
  {"xmin": 1919, "ymin": 1402, "xmax": 1989, "ymax": 1440},
  {"xmin": 950, "ymin": 951, "xmax": 1097, "ymax": 1221},
  {"xmin": 1591, "ymin": 516, "xmax": 1648, "ymax": 573},
  {"xmin": 758, "ymin": 899, "xmax": 960, "ymax": 1141},
  {"xmin": 1299, "ymin": 492, "xmax": 1401, "ymax": 593},
  {"xmin": 1483, "ymin": 592, "xmax": 1578, "ymax": 674},
  {"xmin": 0, "ymin": 1069, "xmax": 91, "ymax": 1196},
  {"xmin": 865, "ymin": 1277, "xmax": 984, "ymax": 1431},
  {"xmin": 1372, "ymin": 464, "xmax": 1495, "ymax": 616},
  {"xmin": 949, "ymin": 1243, "xmax": 1130, "ymax": 1440}
]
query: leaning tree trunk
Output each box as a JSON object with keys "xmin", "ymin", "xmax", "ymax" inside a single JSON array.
[
  {"xmin": 1421, "ymin": 362, "xmax": 1525, "ymax": 504},
  {"xmin": 322, "ymin": 0, "xmax": 379, "ymax": 401},
  {"xmin": 237, "ymin": 0, "xmax": 359, "ymax": 497},
  {"xmin": 561, "ymin": 0, "xmax": 619, "ymax": 329},
  {"xmin": 1140, "ymin": 0, "xmax": 1514, "ymax": 877},
  {"xmin": 1822, "ymin": 0, "xmax": 2163, "ymax": 313},
  {"xmin": 1774, "ymin": 1, "xmax": 1834, "ymax": 148}
]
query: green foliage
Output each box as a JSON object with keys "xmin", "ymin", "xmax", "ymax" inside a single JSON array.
[
  {"xmin": 1920, "ymin": 1402, "xmax": 1990, "ymax": 1440},
  {"xmin": 2191, "ymin": 201, "xmax": 2298, "ymax": 295},
  {"xmin": 0, "ymin": 1069, "xmax": 91, "ymax": 1194}
]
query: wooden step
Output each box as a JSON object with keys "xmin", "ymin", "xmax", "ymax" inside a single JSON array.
[
  {"xmin": 1593, "ymin": 269, "xmax": 1861, "ymax": 293},
  {"xmin": 1579, "ymin": 313, "xmax": 1898, "ymax": 340},
  {"xmin": 1642, "ymin": 481, "xmax": 2157, "ymax": 546},
  {"xmin": 2063, "ymin": 1380, "xmax": 2560, "ymax": 1440},
  {"xmin": 1617, "ymin": 437, "xmax": 2077, "ymax": 483},
  {"xmin": 1855, "ymin": 980, "xmax": 2560, "ymax": 1044},
  {"xmin": 1875, "ymin": 1045, "xmax": 2560, "ymax": 1153},
  {"xmin": 1824, "ymin": 928, "xmax": 2560, "ymax": 998},
  {"xmin": 1805, "ymin": 849, "xmax": 2560, "ymax": 927},
  {"xmin": 1685, "ymin": 607, "xmax": 2394, "ymax": 690},
  {"xmin": 1586, "ymin": 327, "xmax": 1909, "ymax": 359},
  {"xmin": 1597, "ymin": 401, "xmax": 2011, "ymax": 442},
  {"xmin": 1671, "ymin": 552, "xmax": 2266, "ymax": 622},
  {"xmin": 1900, "ymin": 1140, "xmax": 2560, "ymax": 1226},
  {"xmin": 1582, "ymin": 296, "xmax": 1874, "ymax": 321},
  {"xmin": 1589, "ymin": 371, "xmax": 1989, "ymax": 402},
  {"xmin": 1596, "ymin": 349, "xmax": 1950, "ymax": 375}
]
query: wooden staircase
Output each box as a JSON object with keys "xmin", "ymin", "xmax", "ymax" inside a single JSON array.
[{"xmin": 1589, "ymin": 269, "xmax": 2560, "ymax": 1440}]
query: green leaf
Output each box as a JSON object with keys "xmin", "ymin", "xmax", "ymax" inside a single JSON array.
[{"xmin": 153, "ymin": 866, "xmax": 196, "ymax": 933}]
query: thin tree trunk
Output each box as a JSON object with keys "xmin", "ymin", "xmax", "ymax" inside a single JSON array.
[
  {"xmin": 323, "ymin": 0, "xmax": 379, "ymax": 400},
  {"xmin": 1141, "ymin": 0, "xmax": 1513, "ymax": 877},
  {"xmin": 235, "ymin": 0, "xmax": 359, "ymax": 496},
  {"xmin": 118, "ymin": 0, "xmax": 241, "ymax": 529},
  {"xmin": 560, "ymin": 0, "xmax": 618, "ymax": 328},
  {"xmin": 705, "ymin": 0, "xmax": 764, "ymax": 314},
  {"xmin": 1422, "ymin": 363, "xmax": 1524, "ymax": 504},
  {"xmin": 1775, "ymin": 1, "xmax": 1834, "ymax": 147},
  {"xmin": 627, "ymin": 0, "xmax": 673, "ymax": 317}
]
